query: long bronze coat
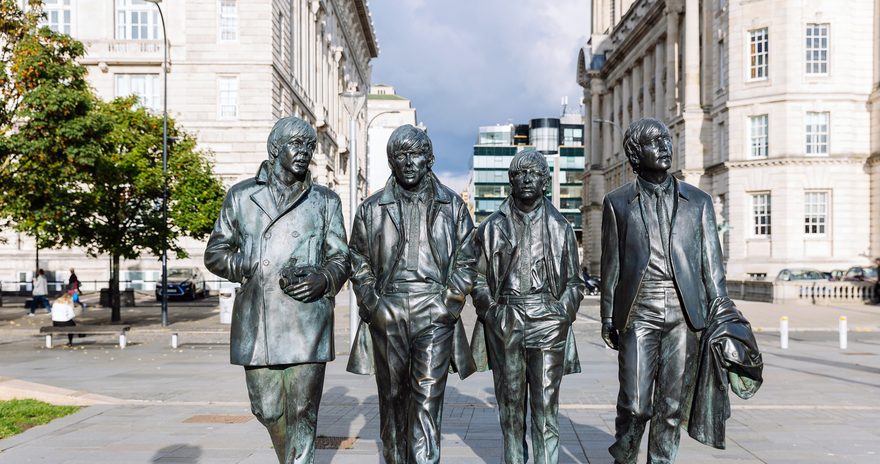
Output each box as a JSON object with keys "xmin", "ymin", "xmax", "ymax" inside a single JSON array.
[
  {"xmin": 205, "ymin": 161, "xmax": 349, "ymax": 366},
  {"xmin": 346, "ymin": 173, "xmax": 477, "ymax": 378},
  {"xmin": 600, "ymin": 177, "xmax": 727, "ymax": 331},
  {"xmin": 469, "ymin": 198, "xmax": 585, "ymax": 374}
]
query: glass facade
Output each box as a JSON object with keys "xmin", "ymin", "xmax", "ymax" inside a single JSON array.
[{"xmin": 472, "ymin": 120, "xmax": 585, "ymax": 235}]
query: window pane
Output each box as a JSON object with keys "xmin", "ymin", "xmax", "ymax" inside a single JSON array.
[
  {"xmin": 749, "ymin": 28, "xmax": 768, "ymax": 80},
  {"xmin": 805, "ymin": 24, "xmax": 829, "ymax": 75}
]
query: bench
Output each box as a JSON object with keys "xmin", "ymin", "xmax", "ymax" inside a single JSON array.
[
  {"xmin": 39, "ymin": 325, "xmax": 131, "ymax": 349},
  {"xmin": 168, "ymin": 329, "xmax": 228, "ymax": 349}
]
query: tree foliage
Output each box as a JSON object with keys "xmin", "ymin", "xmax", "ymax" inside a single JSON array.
[{"xmin": 0, "ymin": 0, "xmax": 226, "ymax": 320}]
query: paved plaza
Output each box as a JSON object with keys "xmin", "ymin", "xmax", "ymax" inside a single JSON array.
[{"xmin": 0, "ymin": 293, "xmax": 878, "ymax": 463}]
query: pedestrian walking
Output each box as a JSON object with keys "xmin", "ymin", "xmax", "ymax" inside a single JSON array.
[
  {"xmin": 68, "ymin": 268, "xmax": 86, "ymax": 310},
  {"xmin": 874, "ymin": 257, "xmax": 880, "ymax": 304},
  {"xmin": 51, "ymin": 293, "xmax": 77, "ymax": 346},
  {"xmin": 29, "ymin": 269, "xmax": 50, "ymax": 316}
]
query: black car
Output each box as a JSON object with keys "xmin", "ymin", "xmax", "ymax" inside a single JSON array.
[{"xmin": 155, "ymin": 267, "xmax": 209, "ymax": 301}]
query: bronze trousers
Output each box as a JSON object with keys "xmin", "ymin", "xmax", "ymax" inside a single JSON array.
[
  {"xmin": 369, "ymin": 284, "xmax": 456, "ymax": 464},
  {"xmin": 609, "ymin": 282, "xmax": 698, "ymax": 464},
  {"xmin": 486, "ymin": 294, "xmax": 569, "ymax": 464},
  {"xmin": 244, "ymin": 362, "xmax": 326, "ymax": 464}
]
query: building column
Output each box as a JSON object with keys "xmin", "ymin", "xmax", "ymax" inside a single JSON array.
[
  {"xmin": 665, "ymin": 7, "xmax": 680, "ymax": 117},
  {"xmin": 642, "ymin": 50, "xmax": 653, "ymax": 117},
  {"xmin": 612, "ymin": 82, "xmax": 621, "ymax": 153},
  {"xmin": 684, "ymin": 0, "xmax": 701, "ymax": 110},
  {"xmin": 655, "ymin": 42, "xmax": 665, "ymax": 120},
  {"xmin": 590, "ymin": 79, "xmax": 604, "ymax": 168},
  {"xmin": 632, "ymin": 61, "xmax": 642, "ymax": 121},
  {"xmin": 622, "ymin": 73, "xmax": 631, "ymax": 134}
]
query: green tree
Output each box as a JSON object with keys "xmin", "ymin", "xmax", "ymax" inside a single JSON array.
[
  {"xmin": 0, "ymin": 1, "xmax": 225, "ymax": 321},
  {"xmin": 0, "ymin": 0, "xmax": 107, "ymax": 250},
  {"xmin": 72, "ymin": 97, "xmax": 224, "ymax": 321}
]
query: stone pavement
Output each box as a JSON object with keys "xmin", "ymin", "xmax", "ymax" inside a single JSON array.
[{"xmin": 0, "ymin": 294, "xmax": 878, "ymax": 463}]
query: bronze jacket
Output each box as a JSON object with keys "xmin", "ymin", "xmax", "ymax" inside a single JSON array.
[
  {"xmin": 600, "ymin": 177, "xmax": 727, "ymax": 332},
  {"xmin": 346, "ymin": 173, "xmax": 478, "ymax": 378},
  {"xmin": 469, "ymin": 197, "xmax": 585, "ymax": 374},
  {"xmin": 205, "ymin": 161, "xmax": 350, "ymax": 366}
]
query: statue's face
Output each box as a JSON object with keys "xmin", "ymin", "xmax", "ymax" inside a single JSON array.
[
  {"xmin": 510, "ymin": 165, "xmax": 548, "ymax": 203},
  {"xmin": 389, "ymin": 146, "xmax": 432, "ymax": 189},
  {"xmin": 277, "ymin": 134, "xmax": 315, "ymax": 178},
  {"xmin": 636, "ymin": 126, "xmax": 673, "ymax": 175}
]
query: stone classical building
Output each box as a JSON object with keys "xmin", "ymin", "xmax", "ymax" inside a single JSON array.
[
  {"xmin": 0, "ymin": 0, "xmax": 377, "ymax": 290},
  {"xmin": 578, "ymin": 0, "xmax": 880, "ymax": 280},
  {"xmin": 366, "ymin": 84, "xmax": 424, "ymax": 194}
]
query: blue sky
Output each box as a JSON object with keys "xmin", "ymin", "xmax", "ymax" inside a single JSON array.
[{"xmin": 369, "ymin": 1, "xmax": 591, "ymax": 192}]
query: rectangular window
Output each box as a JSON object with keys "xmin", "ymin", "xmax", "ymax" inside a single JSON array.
[
  {"xmin": 805, "ymin": 111, "xmax": 829, "ymax": 156},
  {"xmin": 717, "ymin": 39, "xmax": 728, "ymax": 90},
  {"xmin": 805, "ymin": 23, "xmax": 829, "ymax": 75},
  {"xmin": 218, "ymin": 76, "xmax": 238, "ymax": 118},
  {"xmin": 115, "ymin": 74, "xmax": 161, "ymax": 111},
  {"xmin": 751, "ymin": 193, "xmax": 771, "ymax": 236},
  {"xmin": 219, "ymin": 0, "xmax": 238, "ymax": 41},
  {"xmin": 804, "ymin": 191, "xmax": 828, "ymax": 235},
  {"xmin": 749, "ymin": 114, "xmax": 768, "ymax": 159},
  {"xmin": 42, "ymin": 0, "xmax": 72, "ymax": 35},
  {"xmin": 116, "ymin": 0, "xmax": 160, "ymax": 40},
  {"xmin": 749, "ymin": 28, "xmax": 769, "ymax": 80}
]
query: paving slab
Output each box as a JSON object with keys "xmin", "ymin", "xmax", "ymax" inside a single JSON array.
[{"xmin": 0, "ymin": 296, "xmax": 878, "ymax": 462}]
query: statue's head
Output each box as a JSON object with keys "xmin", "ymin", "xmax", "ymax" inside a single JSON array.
[
  {"xmin": 267, "ymin": 116, "xmax": 317, "ymax": 178},
  {"xmin": 508, "ymin": 148, "xmax": 550, "ymax": 203},
  {"xmin": 623, "ymin": 117, "xmax": 672, "ymax": 177},
  {"xmin": 387, "ymin": 124, "xmax": 434, "ymax": 190}
]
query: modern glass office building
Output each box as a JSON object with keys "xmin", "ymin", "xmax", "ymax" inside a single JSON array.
[{"xmin": 471, "ymin": 116, "xmax": 585, "ymax": 240}]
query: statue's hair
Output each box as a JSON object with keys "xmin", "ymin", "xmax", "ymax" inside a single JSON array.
[
  {"xmin": 623, "ymin": 117, "xmax": 667, "ymax": 174},
  {"xmin": 267, "ymin": 116, "xmax": 316, "ymax": 159},
  {"xmin": 387, "ymin": 124, "xmax": 433, "ymax": 161},
  {"xmin": 508, "ymin": 148, "xmax": 550, "ymax": 189}
]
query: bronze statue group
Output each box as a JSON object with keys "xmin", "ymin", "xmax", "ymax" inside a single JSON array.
[{"xmin": 205, "ymin": 116, "xmax": 764, "ymax": 464}]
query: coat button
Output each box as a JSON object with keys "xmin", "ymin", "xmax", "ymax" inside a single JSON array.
[
  {"xmin": 264, "ymin": 232, "xmax": 271, "ymax": 239},
  {"xmin": 292, "ymin": 231, "xmax": 300, "ymax": 238},
  {"xmin": 262, "ymin": 259, "xmax": 270, "ymax": 266}
]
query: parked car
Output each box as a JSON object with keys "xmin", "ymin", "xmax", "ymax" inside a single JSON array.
[
  {"xmin": 842, "ymin": 265, "xmax": 879, "ymax": 282},
  {"xmin": 582, "ymin": 269, "xmax": 601, "ymax": 296},
  {"xmin": 155, "ymin": 267, "xmax": 208, "ymax": 301},
  {"xmin": 775, "ymin": 268, "xmax": 827, "ymax": 281},
  {"xmin": 828, "ymin": 269, "xmax": 846, "ymax": 281}
]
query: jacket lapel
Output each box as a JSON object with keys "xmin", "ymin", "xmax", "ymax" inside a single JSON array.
[
  {"xmin": 378, "ymin": 176, "xmax": 401, "ymax": 234},
  {"xmin": 250, "ymin": 161, "xmax": 279, "ymax": 222}
]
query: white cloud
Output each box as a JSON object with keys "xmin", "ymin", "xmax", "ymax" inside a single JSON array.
[
  {"xmin": 434, "ymin": 170, "xmax": 472, "ymax": 195},
  {"xmin": 370, "ymin": 1, "xmax": 590, "ymax": 176}
]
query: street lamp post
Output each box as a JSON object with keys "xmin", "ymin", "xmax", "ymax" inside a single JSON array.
[
  {"xmin": 341, "ymin": 90, "xmax": 365, "ymax": 347},
  {"xmin": 145, "ymin": 0, "xmax": 169, "ymax": 327},
  {"xmin": 365, "ymin": 110, "xmax": 400, "ymax": 195}
]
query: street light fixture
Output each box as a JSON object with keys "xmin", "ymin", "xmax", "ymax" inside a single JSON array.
[
  {"xmin": 340, "ymin": 90, "xmax": 366, "ymax": 346},
  {"xmin": 145, "ymin": 0, "xmax": 169, "ymax": 327}
]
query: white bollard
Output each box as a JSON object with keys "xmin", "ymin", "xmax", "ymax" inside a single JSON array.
[
  {"xmin": 171, "ymin": 333, "xmax": 179, "ymax": 349},
  {"xmin": 839, "ymin": 316, "xmax": 847, "ymax": 350},
  {"xmin": 119, "ymin": 334, "xmax": 127, "ymax": 349},
  {"xmin": 45, "ymin": 335, "xmax": 52, "ymax": 349},
  {"xmin": 780, "ymin": 316, "xmax": 789, "ymax": 349}
]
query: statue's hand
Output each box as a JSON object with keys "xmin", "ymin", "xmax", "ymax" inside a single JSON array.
[
  {"xmin": 284, "ymin": 269, "xmax": 327, "ymax": 303},
  {"xmin": 601, "ymin": 321, "xmax": 619, "ymax": 350}
]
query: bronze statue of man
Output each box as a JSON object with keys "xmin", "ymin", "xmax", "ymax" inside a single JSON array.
[
  {"xmin": 347, "ymin": 124, "xmax": 477, "ymax": 464},
  {"xmin": 470, "ymin": 148, "xmax": 585, "ymax": 464},
  {"xmin": 204, "ymin": 116, "xmax": 350, "ymax": 464},
  {"xmin": 601, "ymin": 118, "xmax": 729, "ymax": 463}
]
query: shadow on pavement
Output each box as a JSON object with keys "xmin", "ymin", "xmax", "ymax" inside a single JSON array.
[
  {"xmin": 150, "ymin": 444, "xmax": 202, "ymax": 463},
  {"xmin": 319, "ymin": 386, "xmax": 380, "ymax": 461}
]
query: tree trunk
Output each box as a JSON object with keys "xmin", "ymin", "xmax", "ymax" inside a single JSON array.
[{"xmin": 110, "ymin": 254, "xmax": 121, "ymax": 322}]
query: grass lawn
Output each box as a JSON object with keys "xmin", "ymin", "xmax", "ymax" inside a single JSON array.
[{"xmin": 0, "ymin": 399, "xmax": 80, "ymax": 439}]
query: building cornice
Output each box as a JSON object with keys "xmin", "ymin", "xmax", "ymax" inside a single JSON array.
[
  {"xmin": 351, "ymin": 0, "xmax": 379, "ymax": 58},
  {"xmin": 726, "ymin": 155, "xmax": 870, "ymax": 169},
  {"xmin": 603, "ymin": 0, "xmax": 664, "ymax": 72}
]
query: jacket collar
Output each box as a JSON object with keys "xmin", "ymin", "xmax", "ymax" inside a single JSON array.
[
  {"xmin": 627, "ymin": 175, "xmax": 689, "ymax": 204},
  {"xmin": 250, "ymin": 160, "xmax": 312, "ymax": 222},
  {"xmin": 379, "ymin": 171, "xmax": 450, "ymax": 205}
]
